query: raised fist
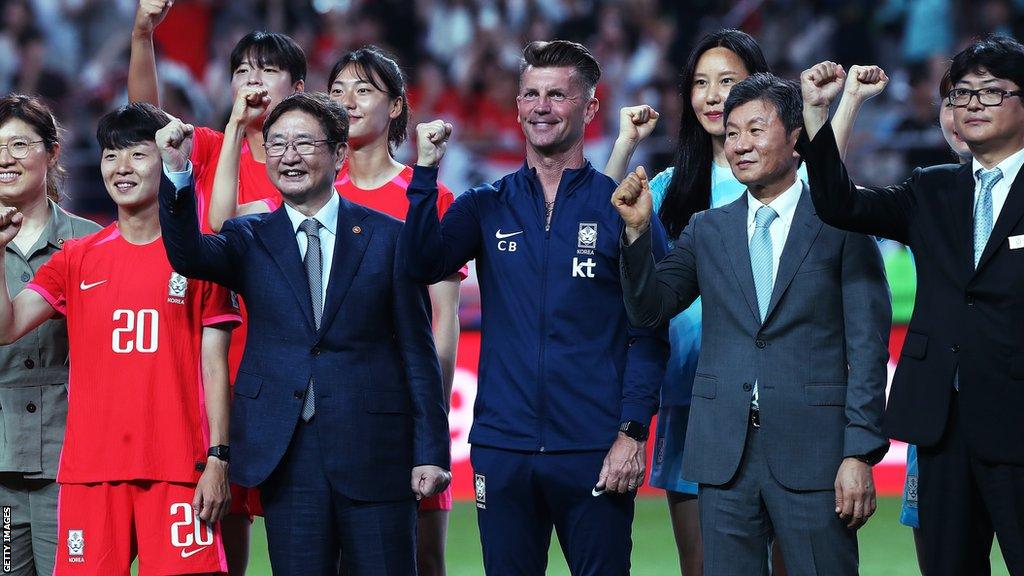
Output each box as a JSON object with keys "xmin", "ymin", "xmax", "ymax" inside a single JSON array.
[
  {"xmin": 617, "ymin": 105, "xmax": 660, "ymax": 144},
  {"xmin": 843, "ymin": 65, "xmax": 889, "ymax": 103},
  {"xmin": 801, "ymin": 61, "xmax": 846, "ymax": 109},
  {"xmin": 611, "ymin": 166, "xmax": 653, "ymax": 233},
  {"xmin": 155, "ymin": 117, "xmax": 194, "ymax": 173},
  {"xmin": 230, "ymin": 87, "xmax": 271, "ymax": 127},
  {"xmin": 416, "ymin": 120, "xmax": 453, "ymax": 168},
  {"xmin": 0, "ymin": 207, "xmax": 23, "ymax": 248},
  {"xmin": 134, "ymin": 0, "xmax": 173, "ymax": 35}
]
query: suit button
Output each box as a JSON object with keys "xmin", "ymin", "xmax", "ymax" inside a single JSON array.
[
  {"xmin": 26, "ymin": 403, "xmax": 36, "ymax": 413},
  {"xmin": 742, "ymin": 382, "xmax": 752, "ymax": 392},
  {"xmin": 23, "ymin": 358, "xmax": 34, "ymax": 369},
  {"xmin": 20, "ymin": 272, "xmax": 29, "ymax": 282},
  {"xmin": 293, "ymin": 390, "xmax": 303, "ymax": 399},
  {"xmin": 951, "ymin": 345, "xmax": 960, "ymax": 353},
  {"xmin": 755, "ymin": 339, "xmax": 766, "ymax": 349},
  {"xmin": 311, "ymin": 347, "xmax": 320, "ymax": 356}
]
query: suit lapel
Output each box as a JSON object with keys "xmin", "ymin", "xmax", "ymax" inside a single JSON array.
[
  {"xmin": 764, "ymin": 186, "xmax": 822, "ymax": 322},
  {"xmin": 719, "ymin": 196, "xmax": 762, "ymax": 325},
  {"xmin": 976, "ymin": 165, "xmax": 1024, "ymax": 273},
  {"xmin": 255, "ymin": 208, "xmax": 317, "ymax": 333},
  {"xmin": 317, "ymin": 198, "xmax": 372, "ymax": 338},
  {"xmin": 948, "ymin": 164, "xmax": 976, "ymax": 277}
]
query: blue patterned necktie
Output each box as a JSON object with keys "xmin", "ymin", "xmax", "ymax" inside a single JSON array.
[
  {"xmin": 974, "ymin": 167, "xmax": 1002, "ymax": 267},
  {"xmin": 750, "ymin": 205, "xmax": 779, "ymax": 321},
  {"xmin": 300, "ymin": 218, "xmax": 322, "ymax": 421}
]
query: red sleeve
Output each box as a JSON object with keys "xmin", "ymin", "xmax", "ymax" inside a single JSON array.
[
  {"xmin": 190, "ymin": 126, "xmax": 224, "ymax": 175},
  {"xmin": 200, "ymin": 281, "xmax": 243, "ymax": 328},
  {"xmin": 26, "ymin": 244, "xmax": 71, "ymax": 316},
  {"xmin": 436, "ymin": 182, "xmax": 469, "ymax": 281}
]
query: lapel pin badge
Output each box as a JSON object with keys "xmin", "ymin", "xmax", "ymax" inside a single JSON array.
[{"xmin": 352, "ymin": 225, "xmax": 362, "ymax": 234}]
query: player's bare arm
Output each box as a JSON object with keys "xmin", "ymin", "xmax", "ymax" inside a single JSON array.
[
  {"xmin": 128, "ymin": 0, "xmax": 173, "ymax": 105},
  {"xmin": 0, "ymin": 207, "xmax": 57, "ymax": 344},
  {"xmin": 832, "ymin": 64, "xmax": 889, "ymax": 160},
  {"xmin": 427, "ymin": 278, "xmax": 461, "ymax": 409},
  {"xmin": 604, "ymin": 105, "xmax": 660, "ymax": 182},
  {"xmin": 193, "ymin": 325, "xmax": 232, "ymax": 524},
  {"xmin": 208, "ymin": 87, "xmax": 274, "ymax": 232}
]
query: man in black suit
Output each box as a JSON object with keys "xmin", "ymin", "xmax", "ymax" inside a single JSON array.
[{"xmin": 799, "ymin": 36, "xmax": 1024, "ymax": 575}]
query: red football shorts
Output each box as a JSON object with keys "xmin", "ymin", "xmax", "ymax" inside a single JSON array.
[
  {"xmin": 228, "ymin": 483, "xmax": 263, "ymax": 517},
  {"xmin": 419, "ymin": 484, "xmax": 453, "ymax": 512},
  {"xmin": 54, "ymin": 481, "xmax": 227, "ymax": 575}
]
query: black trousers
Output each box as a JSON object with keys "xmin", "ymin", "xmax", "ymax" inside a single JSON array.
[{"xmin": 919, "ymin": 392, "xmax": 1024, "ymax": 576}]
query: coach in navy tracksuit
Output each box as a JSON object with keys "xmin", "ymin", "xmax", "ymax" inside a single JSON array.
[{"xmin": 401, "ymin": 40, "xmax": 668, "ymax": 575}]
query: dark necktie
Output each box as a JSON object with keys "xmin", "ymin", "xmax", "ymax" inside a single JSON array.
[{"xmin": 299, "ymin": 218, "xmax": 322, "ymax": 421}]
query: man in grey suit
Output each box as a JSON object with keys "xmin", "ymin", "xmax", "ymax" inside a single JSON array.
[{"xmin": 614, "ymin": 73, "xmax": 891, "ymax": 575}]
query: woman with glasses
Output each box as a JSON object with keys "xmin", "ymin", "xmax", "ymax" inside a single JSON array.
[{"xmin": 0, "ymin": 94, "xmax": 100, "ymax": 576}]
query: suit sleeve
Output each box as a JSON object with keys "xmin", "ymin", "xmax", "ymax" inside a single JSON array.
[
  {"xmin": 798, "ymin": 122, "xmax": 918, "ymax": 245},
  {"xmin": 619, "ymin": 219, "xmax": 671, "ymax": 425},
  {"xmin": 392, "ymin": 234, "xmax": 451, "ymax": 469},
  {"xmin": 401, "ymin": 165, "xmax": 482, "ymax": 284},
  {"xmin": 158, "ymin": 172, "xmax": 247, "ymax": 292},
  {"xmin": 619, "ymin": 214, "xmax": 701, "ymax": 329},
  {"xmin": 839, "ymin": 231, "xmax": 892, "ymax": 460}
]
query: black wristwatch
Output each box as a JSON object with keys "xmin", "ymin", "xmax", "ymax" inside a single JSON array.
[
  {"xmin": 619, "ymin": 421, "xmax": 649, "ymax": 442},
  {"xmin": 852, "ymin": 446, "xmax": 887, "ymax": 466},
  {"xmin": 207, "ymin": 445, "xmax": 230, "ymax": 462}
]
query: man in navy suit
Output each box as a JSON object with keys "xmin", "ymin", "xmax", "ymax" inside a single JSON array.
[{"xmin": 155, "ymin": 92, "xmax": 451, "ymax": 575}]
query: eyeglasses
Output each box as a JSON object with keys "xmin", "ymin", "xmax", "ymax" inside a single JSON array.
[
  {"xmin": 263, "ymin": 139, "xmax": 334, "ymax": 157},
  {"xmin": 0, "ymin": 139, "xmax": 44, "ymax": 159},
  {"xmin": 947, "ymin": 88, "xmax": 1023, "ymax": 108}
]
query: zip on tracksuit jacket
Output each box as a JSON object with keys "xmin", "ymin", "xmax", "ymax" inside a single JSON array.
[{"xmin": 402, "ymin": 162, "xmax": 669, "ymax": 453}]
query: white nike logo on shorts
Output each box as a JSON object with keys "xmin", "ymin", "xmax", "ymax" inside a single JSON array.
[
  {"xmin": 180, "ymin": 546, "xmax": 209, "ymax": 558},
  {"xmin": 79, "ymin": 280, "xmax": 107, "ymax": 290},
  {"xmin": 495, "ymin": 229, "xmax": 524, "ymax": 239}
]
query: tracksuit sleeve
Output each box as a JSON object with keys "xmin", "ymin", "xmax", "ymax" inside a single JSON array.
[
  {"xmin": 402, "ymin": 165, "xmax": 482, "ymax": 284},
  {"xmin": 619, "ymin": 219, "xmax": 671, "ymax": 426}
]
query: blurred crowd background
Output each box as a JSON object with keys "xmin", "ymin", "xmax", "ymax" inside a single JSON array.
[{"xmin": 3, "ymin": 0, "xmax": 1022, "ymax": 322}]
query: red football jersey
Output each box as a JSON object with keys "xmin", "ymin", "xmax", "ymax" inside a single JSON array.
[
  {"xmin": 27, "ymin": 225, "xmax": 241, "ymax": 484},
  {"xmin": 335, "ymin": 164, "xmax": 468, "ymax": 279}
]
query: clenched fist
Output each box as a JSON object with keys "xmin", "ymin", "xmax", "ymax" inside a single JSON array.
[
  {"xmin": 230, "ymin": 87, "xmax": 272, "ymax": 128},
  {"xmin": 155, "ymin": 117, "xmax": 194, "ymax": 173},
  {"xmin": 612, "ymin": 166, "xmax": 654, "ymax": 240},
  {"xmin": 0, "ymin": 207, "xmax": 23, "ymax": 248},
  {"xmin": 134, "ymin": 0, "xmax": 173, "ymax": 35},
  {"xmin": 416, "ymin": 120, "xmax": 453, "ymax": 168},
  {"xmin": 843, "ymin": 65, "xmax": 889, "ymax": 103},
  {"xmin": 801, "ymin": 61, "xmax": 846, "ymax": 109},
  {"xmin": 617, "ymin": 105, "xmax": 660, "ymax": 144}
]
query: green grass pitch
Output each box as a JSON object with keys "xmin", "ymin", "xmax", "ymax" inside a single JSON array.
[{"xmin": 229, "ymin": 497, "xmax": 1009, "ymax": 575}]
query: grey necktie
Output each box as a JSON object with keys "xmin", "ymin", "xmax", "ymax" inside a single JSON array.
[
  {"xmin": 299, "ymin": 218, "xmax": 322, "ymax": 421},
  {"xmin": 974, "ymin": 167, "xmax": 1002, "ymax": 267}
]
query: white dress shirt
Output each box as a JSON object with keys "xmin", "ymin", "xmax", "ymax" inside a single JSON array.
[{"xmin": 972, "ymin": 146, "xmax": 1024, "ymax": 225}]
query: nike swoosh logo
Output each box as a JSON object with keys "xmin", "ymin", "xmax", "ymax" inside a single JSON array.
[
  {"xmin": 495, "ymin": 229, "xmax": 524, "ymax": 239},
  {"xmin": 180, "ymin": 546, "xmax": 209, "ymax": 558},
  {"xmin": 79, "ymin": 280, "xmax": 107, "ymax": 290}
]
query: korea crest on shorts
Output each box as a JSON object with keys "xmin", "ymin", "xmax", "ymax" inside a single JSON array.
[
  {"xmin": 67, "ymin": 529, "xmax": 84, "ymax": 558},
  {"xmin": 474, "ymin": 473, "xmax": 487, "ymax": 509}
]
